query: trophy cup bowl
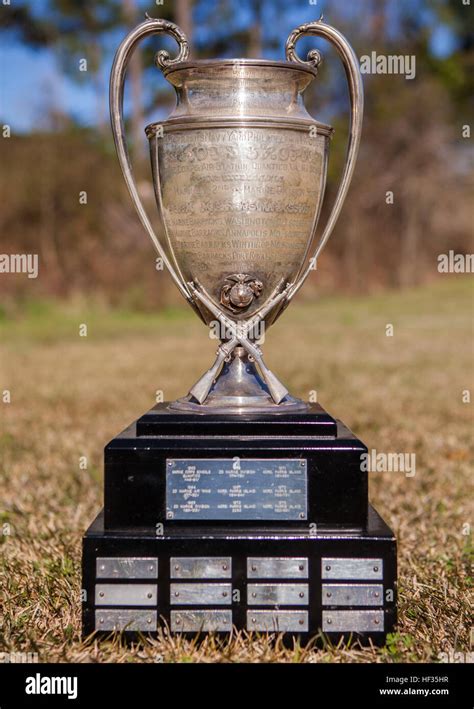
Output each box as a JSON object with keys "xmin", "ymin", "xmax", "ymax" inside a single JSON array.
[{"xmin": 110, "ymin": 17, "xmax": 363, "ymax": 414}]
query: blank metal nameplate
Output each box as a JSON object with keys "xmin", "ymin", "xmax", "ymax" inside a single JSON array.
[
  {"xmin": 247, "ymin": 584, "xmax": 309, "ymax": 606},
  {"xmin": 247, "ymin": 610, "xmax": 308, "ymax": 632},
  {"xmin": 170, "ymin": 583, "xmax": 232, "ymax": 605},
  {"xmin": 321, "ymin": 558, "xmax": 383, "ymax": 580},
  {"xmin": 322, "ymin": 584, "xmax": 383, "ymax": 607},
  {"xmin": 247, "ymin": 557, "xmax": 308, "ymax": 579},
  {"xmin": 95, "ymin": 584, "xmax": 157, "ymax": 606},
  {"xmin": 171, "ymin": 610, "xmax": 232, "ymax": 632},
  {"xmin": 95, "ymin": 609, "xmax": 157, "ymax": 632},
  {"xmin": 96, "ymin": 557, "xmax": 158, "ymax": 579},
  {"xmin": 170, "ymin": 557, "xmax": 231, "ymax": 579},
  {"xmin": 322, "ymin": 610, "xmax": 384, "ymax": 632}
]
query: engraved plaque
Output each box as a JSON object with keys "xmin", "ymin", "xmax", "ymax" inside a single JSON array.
[
  {"xmin": 171, "ymin": 610, "xmax": 232, "ymax": 632},
  {"xmin": 247, "ymin": 583, "xmax": 309, "ymax": 606},
  {"xmin": 322, "ymin": 584, "xmax": 383, "ymax": 606},
  {"xmin": 247, "ymin": 557, "xmax": 308, "ymax": 579},
  {"xmin": 95, "ymin": 584, "xmax": 157, "ymax": 606},
  {"xmin": 170, "ymin": 583, "xmax": 232, "ymax": 605},
  {"xmin": 166, "ymin": 458, "xmax": 307, "ymax": 520},
  {"xmin": 321, "ymin": 558, "xmax": 383, "ymax": 580},
  {"xmin": 322, "ymin": 610, "xmax": 384, "ymax": 632},
  {"xmin": 96, "ymin": 557, "xmax": 158, "ymax": 579},
  {"xmin": 247, "ymin": 610, "xmax": 308, "ymax": 632},
  {"xmin": 170, "ymin": 557, "xmax": 231, "ymax": 579},
  {"xmin": 95, "ymin": 610, "xmax": 157, "ymax": 632}
]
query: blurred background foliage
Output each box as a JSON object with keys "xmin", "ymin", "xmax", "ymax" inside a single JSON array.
[{"xmin": 0, "ymin": 0, "xmax": 472, "ymax": 310}]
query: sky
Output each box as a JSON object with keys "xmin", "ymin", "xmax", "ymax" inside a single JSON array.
[{"xmin": 0, "ymin": 1, "xmax": 461, "ymax": 133}]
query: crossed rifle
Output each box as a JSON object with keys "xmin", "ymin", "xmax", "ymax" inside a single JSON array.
[{"xmin": 187, "ymin": 280, "xmax": 291, "ymax": 405}]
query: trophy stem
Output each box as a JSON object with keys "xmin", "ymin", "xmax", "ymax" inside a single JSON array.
[{"xmin": 168, "ymin": 346, "xmax": 309, "ymax": 415}]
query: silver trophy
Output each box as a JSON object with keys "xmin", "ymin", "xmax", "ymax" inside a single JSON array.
[
  {"xmin": 110, "ymin": 16, "xmax": 363, "ymax": 414},
  {"xmin": 82, "ymin": 20, "xmax": 397, "ymax": 643}
]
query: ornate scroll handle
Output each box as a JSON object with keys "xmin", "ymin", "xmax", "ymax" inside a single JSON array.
[
  {"xmin": 283, "ymin": 19, "xmax": 364, "ymax": 307},
  {"xmin": 109, "ymin": 17, "xmax": 193, "ymax": 303},
  {"xmin": 286, "ymin": 19, "xmax": 324, "ymax": 71}
]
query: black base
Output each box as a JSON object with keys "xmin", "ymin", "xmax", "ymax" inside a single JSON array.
[
  {"xmin": 104, "ymin": 403, "xmax": 368, "ymax": 529},
  {"xmin": 82, "ymin": 402, "xmax": 397, "ymax": 643},
  {"xmin": 82, "ymin": 505, "xmax": 396, "ymax": 644}
]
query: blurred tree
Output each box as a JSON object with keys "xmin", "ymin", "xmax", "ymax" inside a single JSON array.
[
  {"xmin": 175, "ymin": 0, "xmax": 194, "ymax": 53},
  {"xmin": 248, "ymin": 0, "xmax": 263, "ymax": 58},
  {"xmin": 426, "ymin": 0, "xmax": 474, "ymax": 111},
  {"xmin": 192, "ymin": 0, "xmax": 288, "ymax": 58},
  {"xmin": 48, "ymin": 0, "xmax": 119, "ymax": 131},
  {"xmin": 1, "ymin": 2, "xmax": 57, "ymax": 45},
  {"xmin": 1, "ymin": 0, "xmax": 119, "ymax": 129},
  {"xmin": 0, "ymin": 0, "xmax": 471, "ymax": 303},
  {"xmin": 123, "ymin": 0, "xmax": 144, "ymax": 160}
]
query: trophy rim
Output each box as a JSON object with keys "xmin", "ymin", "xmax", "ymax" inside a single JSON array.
[
  {"xmin": 145, "ymin": 117, "xmax": 334, "ymax": 137},
  {"xmin": 163, "ymin": 58, "xmax": 319, "ymax": 78}
]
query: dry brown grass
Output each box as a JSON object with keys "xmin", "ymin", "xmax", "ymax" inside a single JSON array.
[{"xmin": 0, "ymin": 279, "xmax": 472, "ymax": 662}]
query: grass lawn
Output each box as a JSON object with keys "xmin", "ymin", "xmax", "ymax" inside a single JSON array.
[{"xmin": 0, "ymin": 278, "xmax": 472, "ymax": 662}]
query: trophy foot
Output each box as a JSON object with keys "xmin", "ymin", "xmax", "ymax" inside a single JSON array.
[{"xmin": 168, "ymin": 346, "xmax": 309, "ymax": 415}]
